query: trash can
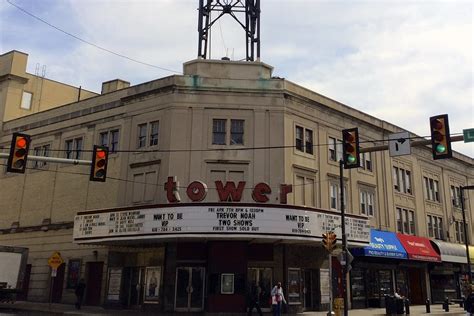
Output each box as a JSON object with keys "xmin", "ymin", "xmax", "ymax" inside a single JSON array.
[
  {"xmin": 395, "ymin": 298, "xmax": 405, "ymax": 314},
  {"xmin": 385, "ymin": 295, "xmax": 396, "ymax": 315}
]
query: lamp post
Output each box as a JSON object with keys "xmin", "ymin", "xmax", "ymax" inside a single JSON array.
[{"xmin": 460, "ymin": 185, "xmax": 474, "ymax": 285}]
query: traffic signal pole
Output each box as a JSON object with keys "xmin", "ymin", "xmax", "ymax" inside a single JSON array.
[
  {"xmin": 339, "ymin": 159, "xmax": 349, "ymax": 316},
  {"xmin": 358, "ymin": 135, "xmax": 464, "ymax": 153},
  {"xmin": 0, "ymin": 152, "xmax": 91, "ymax": 166}
]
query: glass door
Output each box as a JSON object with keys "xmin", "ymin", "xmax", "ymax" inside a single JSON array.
[
  {"xmin": 175, "ymin": 267, "xmax": 205, "ymax": 311},
  {"xmin": 248, "ymin": 267, "xmax": 273, "ymax": 311}
]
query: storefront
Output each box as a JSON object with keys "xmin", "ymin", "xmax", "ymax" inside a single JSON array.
[
  {"xmin": 429, "ymin": 240, "xmax": 467, "ymax": 302},
  {"xmin": 350, "ymin": 229, "xmax": 408, "ymax": 308},
  {"xmin": 396, "ymin": 233, "xmax": 441, "ymax": 305},
  {"xmin": 73, "ymin": 203, "xmax": 370, "ymax": 312}
]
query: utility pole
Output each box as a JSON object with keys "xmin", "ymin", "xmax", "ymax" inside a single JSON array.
[
  {"xmin": 339, "ymin": 159, "xmax": 348, "ymax": 316},
  {"xmin": 461, "ymin": 185, "xmax": 474, "ymax": 285}
]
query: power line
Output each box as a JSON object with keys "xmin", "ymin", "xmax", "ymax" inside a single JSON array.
[
  {"xmin": 6, "ymin": 0, "xmax": 182, "ymax": 74},
  {"xmin": 3, "ymin": 133, "xmax": 454, "ymax": 154},
  {"xmin": 0, "ymin": 162, "xmax": 331, "ymax": 192}
]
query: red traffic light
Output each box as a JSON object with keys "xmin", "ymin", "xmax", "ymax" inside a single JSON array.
[
  {"xmin": 90, "ymin": 145, "xmax": 109, "ymax": 182},
  {"xmin": 7, "ymin": 133, "xmax": 31, "ymax": 174}
]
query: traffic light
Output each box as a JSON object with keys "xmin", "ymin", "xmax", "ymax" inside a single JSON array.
[
  {"xmin": 322, "ymin": 232, "xmax": 337, "ymax": 252},
  {"xmin": 429, "ymin": 114, "xmax": 452, "ymax": 160},
  {"xmin": 90, "ymin": 145, "xmax": 109, "ymax": 182},
  {"xmin": 7, "ymin": 133, "xmax": 31, "ymax": 174},
  {"xmin": 342, "ymin": 128, "xmax": 360, "ymax": 169}
]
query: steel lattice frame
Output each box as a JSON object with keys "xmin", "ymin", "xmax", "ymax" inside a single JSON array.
[{"xmin": 197, "ymin": 0, "xmax": 260, "ymax": 61}]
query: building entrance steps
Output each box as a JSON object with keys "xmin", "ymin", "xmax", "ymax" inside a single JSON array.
[{"xmin": 0, "ymin": 301, "xmax": 469, "ymax": 315}]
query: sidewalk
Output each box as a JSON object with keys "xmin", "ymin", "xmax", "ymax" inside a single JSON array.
[{"xmin": 0, "ymin": 301, "xmax": 469, "ymax": 315}]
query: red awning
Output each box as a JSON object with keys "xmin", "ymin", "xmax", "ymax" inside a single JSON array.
[{"xmin": 397, "ymin": 233, "xmax": 441, "ymax": 262}]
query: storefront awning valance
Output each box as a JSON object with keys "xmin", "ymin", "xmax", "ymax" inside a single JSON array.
[
  {"xmin": 430, "ymin": 240, "xmax": 467, "ymax": 264},
  {"xmin": 351, "ymin": 229, "xmax": 407, "ymax": 259},
  {"xmin": 397, "ymin": 233, "xmax": 441, "ymax": 262}
]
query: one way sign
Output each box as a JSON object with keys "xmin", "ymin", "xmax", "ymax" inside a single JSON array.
[{"xmin": 389, "ymin": 132, "xmax": 411, "ymax": 157}]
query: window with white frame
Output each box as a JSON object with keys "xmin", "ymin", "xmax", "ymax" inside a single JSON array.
[
  {"xmin": 450, "ymin": 185, "xmax": 462, "ymax": 208},
  {"xmin": 137, "ymin": 124, "xmax": 147, "ymax": 148},
  {"xmin": 360, "ymin": 152, "xmax": 373, "ymax": 171},
  {"xmin": 99, "ymin": 129, "xmax": 120, "ymax": 153},
  {"xmin": 329, "ymin": 181, "xmax": 347, "ymax": 211},
  {"xmin": 454, "ymin": 221, "xmax": 465, "ymax": 243},
  {"xmin": 137, "ymin": 121, "xmax": 159, "ymax": 149},
  {"xmin": 65, "ymin": 137, "xmax": 83, "ymax": 159},
  {"xmin": 396, "ymin": 207, "xmax": 415, "ymax": 235},
  {"xmin": 328, "ymin": 137, "xmax": 343, "ymax": 162},
  {"xmin": 21, "ymin": 91, "xmax": 33, "ymax": 110},
  {"xmin": 295, "ymin": 125, "xmax": 313, "ymax": 154},
  {"xmin": 33, "ymin": 144, "xmax": 51, "ymax": 168},
  {"xmin": 427, "ymin": 215, "xmax": 444, "ymax": 240},
  {"xmin": 212, "ymin": 119, "xmax": 244, "ymax": 145},
  {"xmin": 393, "ymin": 166, "xmax": 412, "ymax": 194},
  {"xmin": 149, "ymin": 121, "xmax": 159, "ymax": 146},
  {"xmin": 424, "ymin": 176, "xmax": 440, "ymax": 202},
  {"xmin": 360, "ymin": 189, "xmax": 375, "ymax": 216}
]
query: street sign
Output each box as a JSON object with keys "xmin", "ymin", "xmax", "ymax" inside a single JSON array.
[
  {"xmin": 338, "ymin": 250, "xmax": 354, "ymax": 266},
  {"xmin": 389, "ymin": 132, "xmax": 411, "ymax": 157},
  {"xmin": 463, "ymin": 128, "xmax": 474, "ymax": 143},
  {"xmin": 48, "ymin": 251, "xmax": 64, "ymax": 270}
]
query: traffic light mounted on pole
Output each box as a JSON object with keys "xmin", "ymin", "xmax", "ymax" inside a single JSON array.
[
  {"xmin": 90, "ymin": 145, "xmax": 109, "ymax": 182},
  {"xmin": 429, "ymin": 114, "xmax": 452, "ymax": 160},
  {"xmin": 322, "ymin": 232, "xmax": 337, "ymax": 252},
  {"xmin": 342, "ymin": 128, "xmax": 360, "ymax": 169},
  {"xmin": 7, "ymin": 133, "xmax": 31, "ymax": 174}
]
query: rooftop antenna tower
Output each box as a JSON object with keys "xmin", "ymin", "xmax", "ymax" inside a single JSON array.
[{"xmin": 197, "ymin": 0, "xmax": 260, "ymax": 61}]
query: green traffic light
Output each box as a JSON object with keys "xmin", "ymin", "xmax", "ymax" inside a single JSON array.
[
  {"xmin": 347, "ymin": 155, "xmax": 356, "ymax": 163},
  {"xmin": 435, "ymin": 144, "xmax": 446, "ymax": 153}
]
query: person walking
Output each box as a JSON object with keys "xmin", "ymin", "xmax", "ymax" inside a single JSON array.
[
  {"xmin": 74, "ymin": 278, "xmax": 86, "ymax": 310},
  {"xmin": 247, "ymin": 281, "xmax": 263, "ymax": 316},
  {"xmin": 271, "ymin": 282, "xmax": 286, "ymax": 316}
]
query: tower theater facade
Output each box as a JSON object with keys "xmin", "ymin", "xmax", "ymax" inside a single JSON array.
[{"xmin": 0, "ymin": 51, "xmax": 472, "ymax": 312}]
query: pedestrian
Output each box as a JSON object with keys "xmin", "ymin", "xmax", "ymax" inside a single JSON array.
[
  {"xmin": 271, "ymin": 282, "xmax": 286, "ymax": 316},
  {"xmin": 466, "ymin": 285, "xmax": 474, "ymax": 316},
  {"xmin": 75, "ymin": 278, "xmax": 86, "ymax": 310},
  {"xmin": 247, "ymin": 281, "xmax": 263, "ymax": 316}
]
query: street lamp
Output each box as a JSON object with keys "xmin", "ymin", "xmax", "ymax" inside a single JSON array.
[{"xmin": 460, "ymin": 185, "xmax": 474, "ymax": 285}]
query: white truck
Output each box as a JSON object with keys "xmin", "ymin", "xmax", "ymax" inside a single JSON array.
[{"xmin": 0, "ymin": 246, "xmax": 28, "ymax": 303}]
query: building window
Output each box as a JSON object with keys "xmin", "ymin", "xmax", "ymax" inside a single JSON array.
[
  {"xmin": 424, "ymin": 176, "xmax": 440, "ymax": 202},
  {"xmin": 360, "ymin": 190, "xmax": 375, "ymax": 216},
  {"xmin": 212, "ymin": 119, "xmax": 227, "ymax": 145},
  {"xmin": 137, "ymin": 124, "xmax": 147, "ymax": 148},
  {"xmin": 328, "ymin": 137, "xmax": 343, "ymax": 162},
  {"xmin": 132, "ymin": 171, "xmax": 158, "ymax": 203},
  {"xmin": 212, "ymin": 119, "xmax": 245, "ymax": 146},
  {"xmin": 65, "ymin": 137, "xmax": 83, "ymax": 159},
  {"xmin": 33, "ymin": 144, "xmax": 50, "ymax": 168},
  {"xmin": 450, "ymin": 185, "xmax": 462, "ymax": 208},
  {"xmin": 393, "ymin": 166, "xmax": 412, "ymax": 194},
  {"xmin": 396, "ymin": 207, "xmax": 415, "ymax": 235},
  {"xmin": 100, "ymin": 129, "xmax": 120, "ymax": 153},
  {"xmin": 294, "ymin": 174, "xmax": 315, "ymax": 207},
  {"xmin": 295, "ymin": 126, "xmax": 313, "ymax": 154},
  {"xmin": 150, "ymin": 121, "xmax": 159, "ymax": 147},
  {"xmin": 360, "ymin": 152, "xmax": 373, "ymax": 171},
  {"xmin": 21, "ymin": 91, "xmax": 33, "ymax": 110},
  {"xmin": 455, "ymin": 221, "xmax": 465, "ymax": 243},
  {"xmin": 330, "ymin": 182, "xmax": 347, "ymax": 211},
  {"xmin": 427, "ymin": 215, "xmax": 444, "ymax": 240}
]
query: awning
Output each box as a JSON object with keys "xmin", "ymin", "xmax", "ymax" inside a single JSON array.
[
  {"xmin": 470, "ymin": 246, "xmax": 474, "ymax": 262},
  {"xmin": 430, "ymin": 240, "xmax": 467, "ymax": 264},
  {"xmin": 397, "ymin": 233, "xmax": 441, "ymax": 262},
  {"xmin": 351, "ymin": 229, "xmax": 407, "ymax": 259}
]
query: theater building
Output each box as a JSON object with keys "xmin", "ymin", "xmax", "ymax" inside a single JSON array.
[{"xmin": 0, "ymin": 50, "xmax": 473, "ymax": 312}]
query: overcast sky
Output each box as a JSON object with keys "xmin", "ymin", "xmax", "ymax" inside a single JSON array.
[{"xmin": 1, "ymin": 0, "xmax": 472, "ymax": 157}]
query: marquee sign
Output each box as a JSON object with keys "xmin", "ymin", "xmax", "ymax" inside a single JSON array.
[{"xmin": 73, "ymin": 204, "xmax": 370, "ymax": 244}]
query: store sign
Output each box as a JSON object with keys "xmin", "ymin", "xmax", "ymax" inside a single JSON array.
[
  {"xmin": 73, "ymin": 204, "xmax": 370, "ymax": 244},
  {"xmin": 358, "ymin": 229, "xmax": 408, "ymax": 259},
  {"xmin": 397, "ymin": 233, "xmax": 441, "ymax": 262}
]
